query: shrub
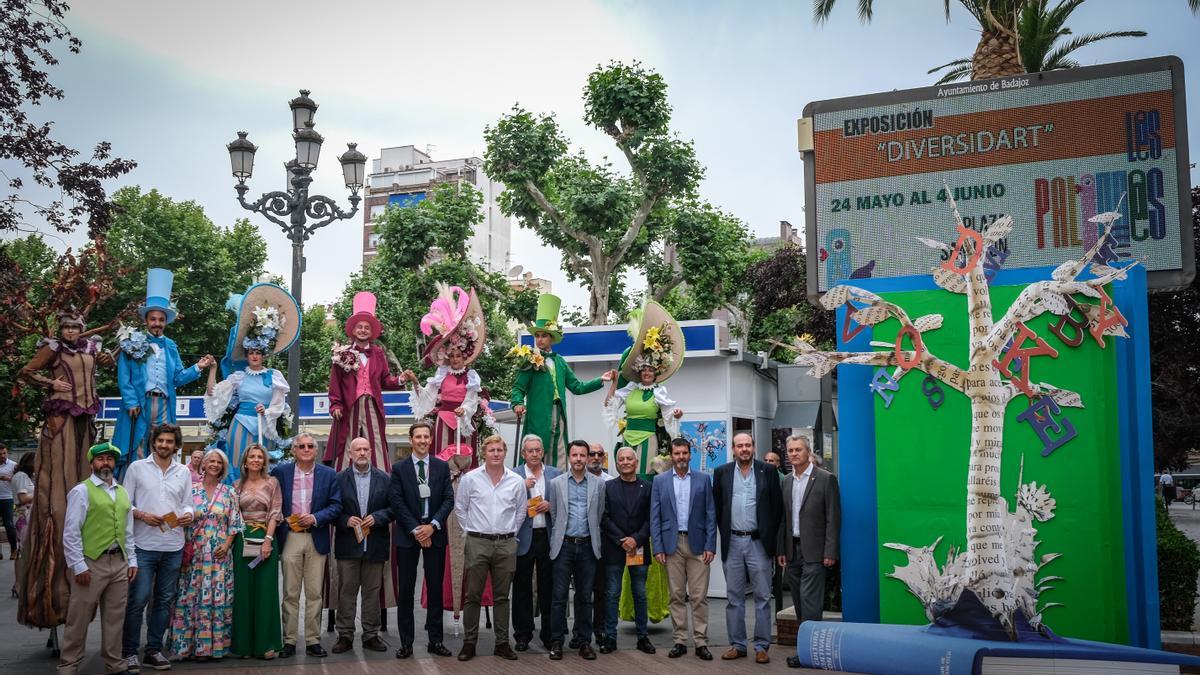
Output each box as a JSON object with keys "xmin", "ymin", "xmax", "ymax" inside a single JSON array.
[{"xmin": 1157, "ymin": 500, "xmax": 1200, "ymax": 631}]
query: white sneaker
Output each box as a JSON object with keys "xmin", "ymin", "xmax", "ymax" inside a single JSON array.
[{"xmin": 125, "ymin": 654, "xmax": 141, "ymax": 672}]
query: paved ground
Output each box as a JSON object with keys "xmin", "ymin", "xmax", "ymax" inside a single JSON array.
[
  {"xmin": 0, "ymin": 557, "xmax": 842, "ymax": 674},
  {"xmin": 1167, "ymin": 501, "xmax": 1200, "ymax": 631}
]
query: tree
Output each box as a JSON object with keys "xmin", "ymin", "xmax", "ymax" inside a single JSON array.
[
  {"xmin": 928, "ymin": 0, "xmax": 1146, "ymax": 84},
  {"xmin": 814, "ymin": 0, "xmax": 1197, "ymax": 81},
  {"xmin": 90, "ymin": 187, "xmax": 269, "ymax": 394},
  {"xmin": 484, "ymin": 61, "xmax": 704, "ymax": 324},
  {"xmin": 1, "ymin": 0, "xmax": 135, "ymax": 237},
  {"xmin": 744, "ymin": 245, "xmax": 836, "ymax": 356},
  {"xmin": 1148, "ymin": 186, "xmax": 1200, "ymax": 471},
  {"xmin": 298, "ymin": 304, "xmax": 341, "ymax": 394},
  {"xmin": 335, "ymin": 182, "xmax": 527, "ymax": 400},
  {"xmin": 796, "ymin": 195, "xmax": 1135, "ymax": 637},
  {"xmin": 645, "ymin": 203, "xmax": 755, "ymax": 315}
]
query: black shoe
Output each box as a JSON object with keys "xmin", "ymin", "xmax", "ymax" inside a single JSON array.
[
  {"xmin": 362, "ymin": 636, "xmax": 388, "ymax": 652},
  {"xmin": 668, "ymin": 644, "xmax": 687, "ymax": 658},
  {"xmin": 280, "ymin": 644, "xmax": 296, "ymax": 658},
  {"xmin": 494, "ymin": 644, "xmax": 519, "ymax": 660},
  {"xmin": 394, "ymin": 644, "xmax": 413, "ymax": 659},
  {"xmin": 141, "ymin": 652, "xmax": 170, "ymax": 671},
  {"xmin": 568, "ymin": 636, "xmax": 584, "ymax": 649},
  {"xmin": 549, "ymin": 642, "xmax": 563, "ymax": 660},
  {"xmin": 331, "ymin": 636, "xmax": 354, "ymax": 654},
  {"xmin": 786, "ymin": 655, "xmax": 804, "ymax": 668},
  {"xmin": 696, "ymin": 646, "xmax": 713, "ymax": 661},
  {"xmin": 458, "ymin": 643, "xmax": 475, "ymax": 661},
  {"xmin": 636, "ymin": 637, "xmax": 656, "ymax": 654},
  {"xmin": 514, "ymin": 641, "xmax": 529, "ymax": 652},
  {"xmin": 598, "ymin": 638, "xmax": 614, "ymax": 654},
  {"xmin": 580, "ymin": 644, "xmax": 597, "ymax": 660},
  {"xmin": 305, "ymin": 644, "xmax": 328, "ymax": 658},
  {"xmin": 427, "ymin": 642, "xmax": 452, "ymax": 657}
]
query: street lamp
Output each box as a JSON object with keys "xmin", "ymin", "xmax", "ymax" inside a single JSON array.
[{"xmin": 227, "ymin": 89, "xmax": 366, "ymax": 430}]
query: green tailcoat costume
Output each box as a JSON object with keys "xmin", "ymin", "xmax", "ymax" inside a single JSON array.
[{"xmin": 510, "ymin": 351, "xmax": 603, "ymax": 470}]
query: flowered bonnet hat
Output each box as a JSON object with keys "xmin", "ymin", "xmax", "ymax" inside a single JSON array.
[
  {"xmin": 620, "ymin": 300, "xmax": 685, "ymax": 385},
  {"xmin": 419, "ymin": 283, "xmax": 486, "ymax": 368},
  {"xmin": 231, "ymin": 282, "xmax": 302, "ymax": 360}
]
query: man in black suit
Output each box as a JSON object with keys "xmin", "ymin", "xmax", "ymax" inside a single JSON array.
[
  {"xmin": 712, "ymin": 431, "xmax": 783, "ymax": 664},
  {"xmin": 390, "ymin": 422, "xmax": 454, "ymax": 659},
  {"xmin": 332, "ymin": 437, "xmax": 393, "ymax": 654},
  {"xmin": 599, "ymin": 447, "xmax": 655, "ymax": 655},
  {"xmin": 776, "ymin": 434, "xmax": 840, "ymax": 669}
]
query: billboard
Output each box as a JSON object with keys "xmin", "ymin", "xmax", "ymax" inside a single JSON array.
[{"xmin": 802, "ymin": 57, "xmax": 1193, "ymax": 296}]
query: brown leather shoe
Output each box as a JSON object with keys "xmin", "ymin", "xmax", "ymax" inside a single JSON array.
[
  {"xmin": 722, "ymin": 647, "xmax": 746, "ymax": 660},
  {"xmin": 494, "ymin": 643, "xmax": 519, "ymax": 660},
  {"xmin": 755, "ymin": 650, "xmax": 770, "ymax": 664},
  {"xmin": 331, "ymin": 636, "xmax": 353, "ymax": 654},
  {"xmin": 458, "ymin": 643, "xmax": 476, "ymax": 661}
]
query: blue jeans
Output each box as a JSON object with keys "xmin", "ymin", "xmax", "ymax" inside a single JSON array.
[
  {"xmin": 551, "ymin": 539, "xmax": 597, "ymax": 645},
  {"xmin": 723, "ymin": 534, "xmax": 773, "ymax": 654},
  {"xmin": 122, "ymin": 548, "xmax": 182, "ymax": 656},
  {"xmin": 605, "ymin": 562, "xmax": 648, "ymax": 640}
]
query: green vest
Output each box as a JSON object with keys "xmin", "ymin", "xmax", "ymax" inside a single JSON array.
[
  {"xmin": 82, "ymin": 479, "xmax": 131, "ymax": 560},
  {"xmin": 622, "ymin": 390, "xmax": 660, "ymax": 446}
]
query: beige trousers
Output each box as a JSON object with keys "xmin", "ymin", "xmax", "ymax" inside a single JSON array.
[
  {"xmin": 281, "ymin": 532, "xmax": 326, "ymax": 646},
  {"xmin": 463, "ymin": 536, "xmax": 517, "ymax": 647},
  {"xmin": 665, "ymin": 533, "xmax": 711, "ymax": 647},
  {"xmin": 58, "ymin": 552, "xmax": 129, "ymax": 675}
]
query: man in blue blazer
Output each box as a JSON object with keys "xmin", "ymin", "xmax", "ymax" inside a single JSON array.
[
  {"xmin": 650, "ymin": 437, "xmax": 716, "ymax": 661},
  {"xmin": 331, "ymin": 438, "xmax": 393, "ymax": 654},
  {"xmin": 113, "ymin": 268, "xmax": 213, "ymax": 474},
  {"xmin": 511, "ymin": 435, "xmax": 561, "ymax": 651},
  {"xmin": 272, "ymin": 433, "xmax": 342, "ymax": 658},
  {"xmin": 389, "ymin": 422, "xmax": 455, "ymax": 659}
]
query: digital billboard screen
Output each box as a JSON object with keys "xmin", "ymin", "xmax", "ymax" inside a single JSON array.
[{"xmin": 802, "ymin": 57, "xmax": 1192, "ymax": 296}]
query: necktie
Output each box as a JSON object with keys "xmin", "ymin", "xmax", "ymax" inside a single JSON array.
[{"xmin": 418, "ymin": 459, "xmax": 428, "ymax": 517}]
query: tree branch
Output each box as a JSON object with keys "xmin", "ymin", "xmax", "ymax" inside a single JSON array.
[
  {"xmin": 795, "ymin": 347, "xmax": 968, "ymax": 393},
  {"xmin": 612, "ymin": 193, "xmax": 661, "ymax": 264},
  {"xmin": 1005, "ymin": 381, "xmax": 1083, "ymax": 408},
  {"xmin": 652, "ymin": 270, "xmax": 684, "ymax": 302},
  {"xmin": 522, "ymin": 178, "xmax": 592, "ymax": 248}
]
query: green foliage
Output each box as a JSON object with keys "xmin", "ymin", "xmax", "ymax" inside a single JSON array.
[
  {"xmin": 298, "ymin": 304, "xmax": 341, "ymax": 394},
  {"xmin": 647, "ymin": 204, "xmax": 755, "ymax": 316},
  {"xmin": 92, "ymin": 186, "xmax": 269, "ymax": 395},
  {"xmin": 742, "ymin": 245, "xmax": 835, "ymax": 358},
  {"xmin": 0, "ymin": 235, "xmax": 59, "ymax": 442},
  {"xmin": 484, "ymin": 61, "xmax": 707, "ymax": 324},
  {"xmin": 334, "ymin": 183, "xmax": 524, "ymax": 401},
  {"xmin": 1156, "ymin": 500, "xmax": 1200, "ymax": 630}
]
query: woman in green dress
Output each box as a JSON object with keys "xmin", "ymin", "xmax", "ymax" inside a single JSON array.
[
  {"xmin": 603, "ymin": 300, "xmax": 685, "ymax": 625},
  {"xmin": 230, "ymin": 445, "xmax": 283, "ymax": 659}
]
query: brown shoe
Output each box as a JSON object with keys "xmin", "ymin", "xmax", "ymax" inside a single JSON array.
[
  {"xmin": 458, "ymin": 643, "xmax": 476, "ymax": 661},
  {"xmin": 331, "ymin": 636, "xmax": 353, "ymax": 654},
  {"xmin": 494, "ymin": 643, "xmax": 519, "ymax": 660},
  {"xmin": 722, "ymin": 647, "xmax": 746, "ymax": 660},
  {"xmin": 755, "ymin": 650, "xmax": 770, "ymax": 664}
]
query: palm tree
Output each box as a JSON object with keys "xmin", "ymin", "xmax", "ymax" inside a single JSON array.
[
  {"xmin": 927, "ymin": 0, "xmax": 1146, "ymax": 84},
  {"xmin": 813, "ymin": 0, "xmax": 1198, "ymax": 81}
]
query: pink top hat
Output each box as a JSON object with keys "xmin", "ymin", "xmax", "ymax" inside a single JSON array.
[
  {"xmin": 436, "ymin": 442, "xmax": 475, "ymax": 462},
  {"xmin": 345, "ymin": 291, "xmax": 384, "ymax": 340}
]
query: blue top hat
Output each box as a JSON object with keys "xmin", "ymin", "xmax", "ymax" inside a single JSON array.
[{"xmin": 138, "ymin": 268, "xmax": 178, "ymax": 323}]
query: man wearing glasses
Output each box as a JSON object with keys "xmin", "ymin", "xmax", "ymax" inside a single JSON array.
[{"xmin": 585, "ymin": 442, "xmax": 613, "ymax": 646}]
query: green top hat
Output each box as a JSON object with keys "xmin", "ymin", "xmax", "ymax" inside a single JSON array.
[
  {"xmin": 528, "ymin": 293, "xmax": 563, "ymax": 344},
  {"xmin": 87, "ymin": 441, "xmax": 123, "ymax": 461}
]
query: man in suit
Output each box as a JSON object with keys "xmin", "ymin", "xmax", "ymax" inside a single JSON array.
[
  {"xmin": 547, "ymin": 440, "xmax": 606, "ymax": 661},
  {"xmin": 331, "ymin": 437, "xmax": 393, "ymax": 654},
  {"xmin": 776, "ymin": 434, "xmax": 840, "ymax": 669},
  {"xmin": 599, "ymin": 446, "xmax": 655, "ymax": 654},
  {"xmin": 650, "ymin": 437, "xmax": 717, "ymax": 661},
  {"xmin": 272, "ymin": 432, "xmax": 343, "ymax": 658},
  {"xmin": 512, "ymin": 434, "xmax": 561, "ymax": 651},
  {"xmin": 390, "ymin": 421, "xmax": 455, "ymax": 659},
  {"xmin": 713, "ymin": 432, "xmax": 783, "ymax": 664}
]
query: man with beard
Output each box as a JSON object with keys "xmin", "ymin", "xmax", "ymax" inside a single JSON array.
[
  {"xmin": 114, "ymin": 268, "xmax": 214, "ymax": 473},
  {"xmin": 547, "ymin": 441, "xmax": 606, "ymax": 661},
  {"xmin": 59, "ymin": 442, "xmax": 139, "ymax": 675},
  {"xmin": 121, "ymin": 424, "xmax": 195, "ymax": 672},
  {"xmin": 585, "ymin": 442, "xmax": 613, "ymax": 646},
  {"xmin": 332, "ymin": 437, "xmax": 393, "ymax": 654}
]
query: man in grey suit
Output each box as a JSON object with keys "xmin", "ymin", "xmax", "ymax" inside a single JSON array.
[
  {"xmin": 650, "ymin": 437, "xmax": 717, "ymax": 661},
  {"xmin": 776, "ymin": 434, "xmax": 840, "ymax": 669},
  {"xmin": 713, "ymin": 432, "xmax": 783, "ymax": 664},
  {"xmin": 512, "ymin": 434, "xmax": 561, "ymax": 651},
  {"xmin": 547, "ymin": 440, "xmax": 605, "ymax": 661}
]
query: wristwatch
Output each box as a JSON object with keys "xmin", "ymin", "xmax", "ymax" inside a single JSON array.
[{"xmin": 264, "ymin": 534, "xmax": 274, "ymax": 541}]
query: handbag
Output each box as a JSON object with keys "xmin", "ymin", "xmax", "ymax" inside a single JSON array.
[{"xmin": 241, "ymin": 536, "xmax": 265, "ymax": 558}]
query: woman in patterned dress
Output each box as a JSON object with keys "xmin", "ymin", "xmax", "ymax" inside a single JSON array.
[
  {"xmin": 168, "ymin": 449, "xmax": 242, "ymax": 660},
  {"xmin": 16, "ymin": 311, "xmax": 113, "ymax": 629}
]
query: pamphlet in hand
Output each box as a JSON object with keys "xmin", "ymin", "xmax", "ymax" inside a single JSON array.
[
  {"xmin": 527, "ymin": 495, "xmax": 543, "ymax": 518},
  {"xmin": 161, "ymin": 512, "xmax": 179, "ymax": 531},
  {"xmin": 627, "ymin": 546, "xmax": 644, "ymax": 566},
  {"xmin": 247, "ymin": 553, "xmax": 266, "ymax": 569}
]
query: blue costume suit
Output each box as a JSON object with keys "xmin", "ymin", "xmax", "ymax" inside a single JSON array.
[{"xmin": 113, "ymin": 335, "xmax": 200, "ymax": 472}]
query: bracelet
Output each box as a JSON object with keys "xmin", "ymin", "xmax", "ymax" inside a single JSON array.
[{"xmin": 264, "ymin": 534, "xmax": 274, "ymax": 541}]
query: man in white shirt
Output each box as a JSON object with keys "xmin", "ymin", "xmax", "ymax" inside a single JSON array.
[
  {"xmin": 0, "ymin": 443, "xmax": 16, "ymax": 560},
  {"xmin": 121, "ymin": 424, "xmax": 194, "ymax": 672},
  {"xmin": 454, "ymin": 435, "xmax": 527, "ymax": 662},
  {"xmin": 775, "ymin": 434, "xmax": 840, "ymax": 669},
  {"xmin": 59, "ymin": 442, "xmax": 138, "ymax": 675}
]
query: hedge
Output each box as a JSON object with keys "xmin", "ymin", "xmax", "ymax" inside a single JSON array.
[{"xmin": 1157, "ymin": 500, "xmax": 1200, "ymax": 631}]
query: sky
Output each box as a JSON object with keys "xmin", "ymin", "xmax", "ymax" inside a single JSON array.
[{"xmin": 6, "ymin": 0, "xmax": 1200, "ymax": 314}]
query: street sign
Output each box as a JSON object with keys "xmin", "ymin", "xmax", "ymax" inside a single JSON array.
[{"xmin": 802, "ymin": 56, "xmax": 1193, "ymax": 298}]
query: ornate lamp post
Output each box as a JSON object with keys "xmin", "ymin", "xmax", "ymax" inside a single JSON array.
[{"xmin": 227, "ymin": 89, "xmax": 367, "ymax": 429}]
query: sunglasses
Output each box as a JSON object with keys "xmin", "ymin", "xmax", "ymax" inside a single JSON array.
[
  {"xmin": 294, "ymin": 443, "xmax": 316, "ymax": 449},
  {"xmin": 588, "ymin": 451, "xmax": 605, "ymax": 457}
]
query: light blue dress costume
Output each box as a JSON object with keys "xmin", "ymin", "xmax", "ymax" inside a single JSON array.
[{"xmin": 204, "ymin": 367, "xmax": 288, "ymax": 483}]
